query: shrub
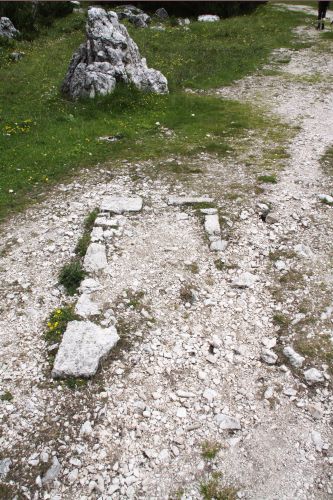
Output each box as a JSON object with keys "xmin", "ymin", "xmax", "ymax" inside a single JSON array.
[{"xmin": 58, "ymin": 260, "xmax": 86, "ymax": 295}]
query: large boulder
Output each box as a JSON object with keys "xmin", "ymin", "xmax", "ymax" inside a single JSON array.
[
  {"xmin": 62, "ymin": 7, "xmax": 168, "ymax": 99},
  {"xmin": 0, "ymin": 17, "xmax": 20, "ymax": 39}
]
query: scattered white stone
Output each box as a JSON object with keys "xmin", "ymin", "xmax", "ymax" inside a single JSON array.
[
  {"xmin": 215, "ymin": 413, "xmax": 241, "ymax": 430},
  {"xmin": 275, "ymin": 260, "xmax": 286, "ymax": 271},
  {"xmin": 167, "ymin": 196, "xmax": 214, "ymax": 206},
  {"xmin": 283, "ymin": 387, "xmax": 297, "ymax": 397},
  {"xmin": 198, "ymin": 14, "xmax": 220, "ymax": 22},
  {"xmin": 79, "ymin": 278, "xmax": 102, "ymax": 294},
  {"xmin": 200, "ymin": 208, "xmax": 217, "ymax": 215},
  {"xmin": 210, "ymin": 239, "xmax": 228, "ymax": 252},
  {"xmin": 68, "ymin": 468, "xmax": 79, "ymax": 483},
  {"xmin": 100, "ymin": 196, "xmax": 143, "ymax": 214},
  {"xmin": 318, "ymin": 193, "xmax": 333, "ymax": 204},
  {"xmin": 231, "ymin": 272, "xmax": 257, "ymax": 288},
  {"xmin": 75, "ymin": 294, "xmax": 101, "ymax": 318},
  {"xmin": 203, "ymin": 388, "xmax": 217, "ymax": 402},
  {"xmin": 311, "ymin": 430, "xmax": 324, "ymax": 452},
  {"xmin": 0, "ymin": 458, "xmax": 11, "ymax": 479},
  {"xmin": 261, "ymin": 349, "xmax": 278, "ymax": 365},
  {"xmin": 204, "ymin": 214, "xmax": 221, "ymax": 236},
  {"xmin": 42, "ymin": 457, "xmax": 61, "ymax": 485},
  {"xmin": 283, "ymin": 346, "xmax": 305, "ymax": 368},
  {"xmin": 176, "ymin": 390, "xmax": 195, "ymax": 398},
  {"xmin": 84, "ymin": 243, "xmax": 107, "ymax": 272},
  {"xmin": 95, "ymin": 216, "xmax": 119, "ymax": 228},
  {"xmin": 91, "ymin": 226, "xmax": 104, "ymax": 241},
  {"xmin": 308, "ymin": 404, "xmax": 323, "ymax": 420},
  {"xmin": 261, "ymin": 337, "xmax": 277, "ymax": 349},
  {"xmin": 177, "ymin": 407, "xmax": 187, "ymax": 418},
  {"xmin": 52, "ymin": 321, "xmax": 119, "ymax": 378},
  {"xmin": 304, "ymin": 368, "xmax": 324, "ymax": 384},
  {"xmin": 80, "ymin": 421, "xmax": 93, "ymax": 436},
  {"xmin": 294, "ymin": 243, "xmax": 314, "ymax": 259}
]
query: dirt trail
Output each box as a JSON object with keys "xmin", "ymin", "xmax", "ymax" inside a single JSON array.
[{"xmin": 0, "ymin": 6, "xmax": 333, "ymax": 500}]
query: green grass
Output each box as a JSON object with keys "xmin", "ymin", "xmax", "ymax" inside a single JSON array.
[
  {"xmin": 75, "ymin": 208, "xmax": 99, "ymax": 256},
  {"xmin": 201, "ymin": 441, "xmax": 221, "ymax": 460},
  {"xmin": 1, "ymin": 390, "xmax": 13, "ymax": 401},
  {"xmin": 321, "ymin": 145, "xmax": 333, "ymax": 176},
  {"xmin": 257, "ymin": 174, "xmax": 277, "ymax": 184},
  {"xmin": 200, "ymin": 473, "xmax": 238, "ymax": 500},
  {"xmin": 58, "ymin": 260, "xmax": 86, "ymax": 295},
  {"xmin": 0, "ymin": 5, "xmax": 312, "ymax": 221}
]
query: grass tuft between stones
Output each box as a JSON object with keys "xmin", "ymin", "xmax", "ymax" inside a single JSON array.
[{"xmin": 58, "ymin": 260, "xmax": 86, "ymax": 295}]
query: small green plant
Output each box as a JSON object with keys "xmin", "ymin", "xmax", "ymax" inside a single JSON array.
[
  {"xmin": 58, "ymin": 260, "xmax": 86, "ymax": 295},
  {"xmin": 200, "ymin": 473, "xmax": 238, "ymax": 500},
  {"xmin": 1, "ymin": 390, "xmax": 13, "ymax": 401},
  {"xmin": 45, "ymin": 306, "xmax": 78, "ymax": 345},
  {"xmin": 125, "ymin": 289, "xmax": 145, "ymax": 310},
  {"xmin": 273, "ymin": 313, "xmax": 291, "ymax": 329},
  {"xmin": 201, "ymin": 441, "xmax": 221, "ymax": 460},
  {"xmin": 180, "ymin": 284, "xmax": 195, "ymax": 304},
  {"xmin": 257, "ymin": 174, "xmax": 277, "ymax": 184},
  {"xmin": 64, "ymin": 377, "xmax": 88, "ymax": 390},
  {"xmin": 214, "ymin": 259, "xmax": 224, "ymax": 271},
  {"xmin": 75, "ymin": 209, "xmax": 99, "ymax": 257}
]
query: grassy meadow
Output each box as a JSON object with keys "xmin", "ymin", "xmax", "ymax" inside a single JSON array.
[{"xmin": 0, "ymin": 4, "xmax": 313, "ymax": 220}]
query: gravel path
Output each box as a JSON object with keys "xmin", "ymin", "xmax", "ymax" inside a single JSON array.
[{"xmin": 0, "ymin": 8, "xmax": 332, "ymax": 500}]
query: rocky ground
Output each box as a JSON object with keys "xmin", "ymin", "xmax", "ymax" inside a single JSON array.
[{"xmin": 1, "ymin": 5, "xmax": 333, "ymax": 500}]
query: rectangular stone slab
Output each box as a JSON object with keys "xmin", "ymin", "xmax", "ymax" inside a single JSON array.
[
  {"xmin": 204, "ymin": 214, "xmax": 221, "ymax": 236},
  {"xmin": 52, "ymin": 321, "xmax": 119, "ymax": 378},
  {"xmin": 100, "ymin": 196, "xmax": 143, "ymax": 214},
  {"xmin": 168, "ymin": 196, "xmax": 214, "ymax": 206}
]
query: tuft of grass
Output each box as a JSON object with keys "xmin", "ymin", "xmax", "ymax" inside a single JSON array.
[
  {"xmin": 58, "ymin": 260, "xmax": 86, "ymax": 295},
  {"xmin": 180, "ymin": 284, "xmax": 195, "ymax": 304},
  {"xmin": 273, "ymin": 313, "xmax": 291, "ymax": 330},
  {"xmin": 201, "ymin": 441, "xmax": 221, "ymax": 460},
  {"xmin": 200, "ymin": 473, "xmax": 238, "ymax": 500},
  {"xmin": 321, "ymin": 145, "xmax": 333, "ymax": 177},
  {"xmin": 186, "ymin": 262, "xmax": 199, "ymax": 274},
  {"xmin": 279, "ymin": 269, "xmax": 304, "ymax": 290},
  {"xmin": 64, "ymin": 377, "xmax": 88, "ymax": 390},
  {"xmin": 75, "ymin": 207, "xmax": 99, "ymax": 256},
  {"xmin": 257, "ymin": 174, "xmax": 277, "ymax": 184},
  {"xmin": 1, "ymin": 390, "xmax": 13, "ymax": 401},
  {"xmin": 125, "ymin": 289, "xmax": 145, "ymax": 310},
  {"xmin": 295, "ymin": 335, "xmax": 333, "ymax": 373}
]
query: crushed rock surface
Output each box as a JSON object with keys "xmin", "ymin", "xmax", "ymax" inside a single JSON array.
[{"xmin": 0, "ymin": 8, "xmax": 333, "ymax": 500}]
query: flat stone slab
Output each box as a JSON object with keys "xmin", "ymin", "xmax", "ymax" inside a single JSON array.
[
  {"xmin": 168, "ymin": 196, "xmax": 214, "ymax": 206},
  {"xmin": 100, "ymin": 196, "xmax": 143, "ymax": 214},
  {"xmin": 231, "ymin": 272, "xmax": 257, "ymax": 289},
  {"xmin": 52, "ymin": 320, "xmax": 119, "ymax": 378},
  {"xmin": 75, "ymin": 294, "xmax": 101, "ymax": 318},
  {"xmin": 204, "ymin": 214, "xmax": 221, "ymax": 236},
  {"xmin": 84, "ymin": 243, "xmax": 107, "ymax": 273}
]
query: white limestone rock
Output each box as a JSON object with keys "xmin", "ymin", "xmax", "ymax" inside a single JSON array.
[
  {"xmin": 215, "ymin": 413, "xmax": 241, "ymax": 430},
  {"xmin": 231, "ymin": 272, "xmax": 256, "ymax": 288},
  {"xmin": 79, "ymin": 277, "xmax": 103, "ymax": 294},
  {"xmin": 294, "ymin": 243, "xmax": 314, "ymax": 259},
  {"xmin": 62, "ymin": 8, "xmax": 168, "ymax": 99},
  {"xmin": 198, "ymin": 15, "xmax": 220, "ymax": 22},
  {"xmin": 84, "ymin": 243, "xmax": 107, "ymax": 272},
  {"xmin": 100, "ymin": 196, "xmax": 143, "ymax": 214},
  {"xmin": 167, "ymin": 196, "xmax": 214, "ymax": 206},
  {"xmin": 204, "ymin": 214, "xmax": 221, "ymax": 236},
  {"xmin": 75, "ymin": 294, "xmax": 101, "ymax": 318},
  {"xmin": 261, "ymin": 349, "xmax": 278, "ymax": 365},
  {"xmin": 304, "ymin": 368, "xmax": 324, "ymax": 385},
  {"xmin": 52, "ymin": 321, "xmax": 119, "ymax": 378},
  {"xmin": 42, "ymin": 457, "xmax": 61, "ymax": 485},
  {"xmin": 283, "ymin": 346, "xmax": 305, "ymax": 368},
  {"xmin": 0, "ymin": 458, "xmax": 11, "ymax": 479},
  {"xmin": 0, "ymin": 17, "xmax": 20, "ymax": 39},
  {"xmin": 318, "ymin": 193, "xmax": 333, "ymax": 205},
  {"xmin": 210, "ymin": 239, "xmax": 228, "ymax": 252}
]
